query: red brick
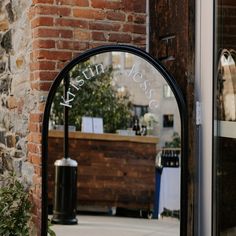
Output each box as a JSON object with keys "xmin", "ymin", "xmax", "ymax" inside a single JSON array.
[
  {"xmin": 30, "ymin": 61, "xmax": 56, "ymax": 71},
  {"xmin": 74, "ymin": 30, "xmax": 91, "ymax": 41},
  {"xmin": 31, "ymin": 195, "xmax": 41, "ymax": 213},
  {"xmin": 28, "ymin": 132, "xmax": 42, "ymax": 144},
  {"xmin": 133, "ymin": 35, "xmax": 146, "ymax": 45},
  {"xmin": 55, "ymin": 18, "xmax": 88, "ymax": 28},
  {"xmin": 30, "ymin": 113, "xmax": 43, "ymax": 122},
  {"xmin": 56, "ymin": 40, "xmax": 74, "ymax": 50},
  {"xmin": 34, "ymin": 81, "xmax": 53, "ymax": 91},
  {"xmin": 127, "ymin": 15, "xmax": 133, "ymax": 22},
  {"xmin": 38, "ymin": 82, "xmax": 52, "ymax": 91},
  {"xmin": 38, "ymin": 102, "xmax": 46, "ymax": 113},
  {"xmin": 123, "ymin": 1, "xmax": 146, "ymax": 13},
  {"xmin": 89, "ymin": 42, "xmax": 113, "ymax": 49},
  {"xmin": 107, "ymin": 10, "xmax": 126, "ymax": 21},
  {"xmin": 33, "ymin": 71, "xmax": 58, "ymax": 81},
  {"xmin": 123, "ymin": 24, "xmax": 146, "ymax": 34},
  {"xmin": 32, "ymin": 0, "xmax": 54, "ymax": 3},
  {"xmin": 133, "ymin": 24, "xmax": 146, "ymax": 34},
  {"xmin": 34, "ymin": 165, "xmax": 42, "ymax": 176},
  {"xmin": 33, "ymin": 49, "xmax": 72, "ymax": 61},
  {"xmin": 58, "ymin": 29, "xmax": 73, "ymax": 38},
  {"xmin": 91, "ymin": 0, "xmax": 124, "ymax": 10},
  {"xmin": 32, "ymin": 39, "xmax": 55, "ymax": 49},
  {"xmin": 56, "ymin": 61, "xmax": 68, "ymax": 70},
  {"xmin": 109, "ymin": 33, "xmax": 132, "ymax": 43},
  {"xmin": 73, "ymin": 8, "xmax": 106, "ymax": 20},
  {"xmin": 55, "ymin": 0, "xmax": 89, "ymax": 6},
  {"xmin": 30, "ymin": 153, "xmax": 41, "ymax": 165},
  {"xmin": 28, "ymin": 7, "xmax": 37, "ymax": 20},
  {"xmin": 31, "ymin": 17, "xmax": 54, "ymax": 28},
  {"xmin": 33, "ymin": 28, "xmax": 73, "ymax": 39},
  {"xmin": 89, "ymin": 21, "xmax": 121, "ymax": 31},
  {"xmin": 35, "ymin": 184, "xmax": 42, "ymax": 197},
  {"xmin": 33, "ymin": 28, "xmax": 73, "ymax": 38},
  {"xmin": 73, "ymin": 42, "xmax": 89, "ymax": 51},
  {"xmin": 32, "ymin": 5, "xmax": 71, "ymax": 17},
  {"xmin": 30, "ymin": 72, "xmax": 35, "ymax": 81},
  {"xmin": 92, "ymin": 31, "xmax": 107, "ymax": 41},
  {"xmin": 33, "ymin": 28, "xmax": 58, "ymax": 38},
  {"xmin": 33, "ymin": 175, "xmax": 41, "ymax": 185},
  {"xmin": 29, "ymin": 123, "xmax": 38, "ymax": 132},
  {"xmin": 128, "ymin": 14, "xmax": 146, "ymax": 24},
  {"xmin": 30, "ymin": 82, "xmax": 37, "ymax": 90},
  {"xmin": 28, "ymin": 142, "xmax": 41, "ymax": 154}
]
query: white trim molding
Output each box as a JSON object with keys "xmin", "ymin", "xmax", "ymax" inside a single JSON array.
[{"xmin": 196, "ymin": 0, "xmax": 214, "ymax": 235}]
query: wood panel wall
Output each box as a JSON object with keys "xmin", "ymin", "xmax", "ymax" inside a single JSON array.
[
  {"xmin": 48, "ymin": 132, "xmax": 158, "ymax": 212},
  {"xmin": 149, "ymin": 0, "xmax": 195, "ymax": 235}
]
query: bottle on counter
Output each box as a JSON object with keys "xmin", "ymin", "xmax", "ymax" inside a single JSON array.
[
  {"xmin": 141, "ymin": 125, "xmax": 147, "ymax": 136},
  {"xmin": 170, "ymin": 151, "xmax": 175, "ymax": 167},
  {"xmin": 175, "ymin": 150, "xmax": 180, "ymax": 167},
  {"xmin": 132, "ymin": 119, "xmax": 137, "ymax": 132},
  {"xmin": 133, "ymin": 118, "xmax": 141, "ymax": 135}
]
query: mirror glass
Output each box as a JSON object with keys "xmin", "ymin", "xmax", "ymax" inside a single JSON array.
[{"xmin": 47, "ymin": 51, "xmax": 181, "ymax": 235}]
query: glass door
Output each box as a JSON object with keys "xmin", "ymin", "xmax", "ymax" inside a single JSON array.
[{"xmin": 213, "ymin": 1, "xmax": 236, "ymax": 235}]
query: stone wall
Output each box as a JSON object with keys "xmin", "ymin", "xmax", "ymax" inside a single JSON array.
[{"xmin": 0, "ymin": 0, "xmax": 34, "ymax": 183}]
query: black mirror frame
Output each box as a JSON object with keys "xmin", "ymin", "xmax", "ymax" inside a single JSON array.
[{"xmin": 41, "ymin": 45, "xmax": 188, "ymax": 236}]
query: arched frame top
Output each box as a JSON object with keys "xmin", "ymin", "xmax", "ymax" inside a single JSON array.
[{"xmin": 41, "ymin": 45, "xmax": 188, "ymax": 236}]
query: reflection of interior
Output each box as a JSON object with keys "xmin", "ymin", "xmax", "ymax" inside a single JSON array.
[
  {"xmin": 48, "ymin": 52, "xmax": 181, "ymax": 221},
  {"xmin": 51, "ymin": 52, "xmax": 180, "ymax": 146}
]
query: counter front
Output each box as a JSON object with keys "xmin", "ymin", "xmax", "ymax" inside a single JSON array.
[{"xmin": 48, "ymin": 130, "xmax": 159, "ymax": 213}]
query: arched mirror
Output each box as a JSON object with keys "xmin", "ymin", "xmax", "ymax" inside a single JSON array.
[{"xmin": 42, "ymin": 45, "xmax": 188, "ymax": 236}]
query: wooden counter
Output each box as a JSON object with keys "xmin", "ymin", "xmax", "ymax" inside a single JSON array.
[
  {"xmin": 49, "ymin": 130, "xmax": 159, "ymax": 143},
  {"xmin": 48, "ymin": 130, "xmax": 159, "ymax": 213}
]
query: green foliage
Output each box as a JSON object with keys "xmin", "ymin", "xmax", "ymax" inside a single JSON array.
[
  {"xmin": 48, "ymin": 220, "xmax": 56, "ymax": 236},
  {"xmin": 51, "ymin": 61, "xmax": 132, "ymax": 133},
  {"xmin": 164, "ymin": 132, "xmax": 181, "ymax": 148},
  {"xmin": 0, "ymin": 172, "xmax": 32, "ymax": 236}
]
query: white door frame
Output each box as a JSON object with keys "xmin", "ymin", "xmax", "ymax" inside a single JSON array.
[{"xmin": 196, "ymin": 0, "xmax": 214, "ymax": 235}]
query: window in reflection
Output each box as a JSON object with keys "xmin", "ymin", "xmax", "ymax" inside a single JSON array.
[
  {"xmin": 112, "ymin": 51, "xmax": 122, "ymax": 70},
  {"xmin": 163, "ymin": 114, "xmax": 174, "ymax": 128},
  {"xmin": 163, "ymin": 84, "xmax": 174, "ymax": 98},
  {"xmin": 125, "ymin": 52, "xmax": 133, "ymax": 69}
]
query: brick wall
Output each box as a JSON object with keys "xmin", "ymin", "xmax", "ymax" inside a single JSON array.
[
  {"xmin": 28, "ymin": 0, "xmax": 147, "ymax": 234},
  {"xmin": 48, "ymin": 131, "xmax": 156, "ymax": 211}
]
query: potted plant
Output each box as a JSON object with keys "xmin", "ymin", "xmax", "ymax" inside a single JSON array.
[{"xmin": 0, "ymin": 172, "xmax": 32, "ymax": 236}]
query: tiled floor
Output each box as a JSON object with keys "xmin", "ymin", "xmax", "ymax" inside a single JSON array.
[{"xmin": 51, "ymin": 215, "xmax": 180, "ymax": 236}]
